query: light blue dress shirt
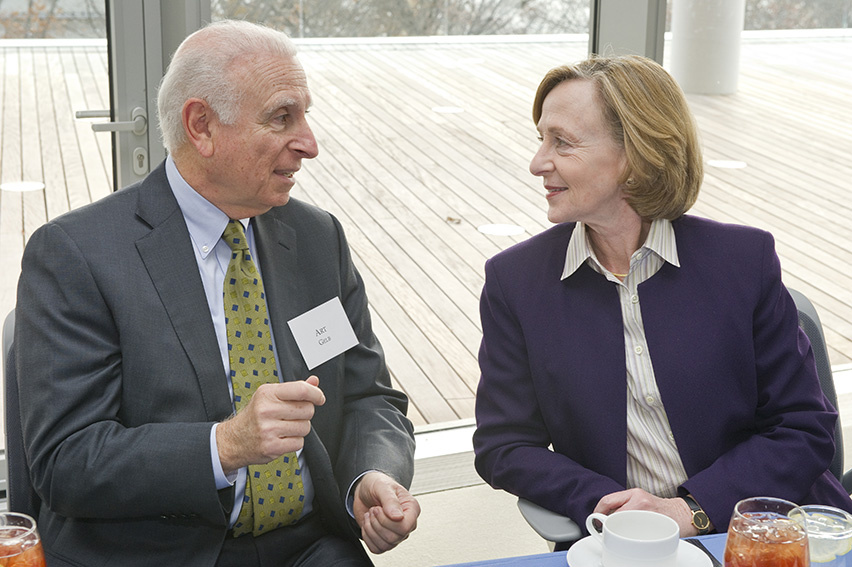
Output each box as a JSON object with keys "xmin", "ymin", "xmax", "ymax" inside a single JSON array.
[{"xmin": 165, "ymin": 156, "xmax": 314, "ymax": 528}]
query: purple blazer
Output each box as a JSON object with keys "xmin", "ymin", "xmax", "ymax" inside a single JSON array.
[{"xmin": 473, "ymin": 215, "xmax": 852, "ymax": 534}]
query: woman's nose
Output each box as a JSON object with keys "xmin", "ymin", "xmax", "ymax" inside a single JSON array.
[{"xmin": 529, "ymin": 145, "xmax": 551, "ymax": 177}]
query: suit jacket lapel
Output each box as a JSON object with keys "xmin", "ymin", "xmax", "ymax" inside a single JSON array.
[
  {"xmin": 253, "ymin": 213, "xmax": 311, "ymax": 383},
  {"xmin": 133, "ymin": 164, "xmax": 233, "ymax": 422},
  {"xmin": 253, "ymin": 211, "xmax": 355, "ymax": 533}
]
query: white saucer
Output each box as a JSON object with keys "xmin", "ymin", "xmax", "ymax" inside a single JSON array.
[{"xmin": 566, "ymin": 535, "xmax": 712, "ymax": 567}]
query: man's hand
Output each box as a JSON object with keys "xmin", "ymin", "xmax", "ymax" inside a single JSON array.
[
  {"xmin": 216, "ymin": 376, "xmax": 326, "ymax": 473},
  {"xmin": 353, "ymin": 471, "xmax": 421, "ymax": 554},
  {"xmin": 594, "ymin": 488, "xmax": 700, "ymax": 537}
]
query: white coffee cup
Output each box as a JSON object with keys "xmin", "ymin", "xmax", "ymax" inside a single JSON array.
[{"xmin": 585, "ymin": 510, "xmax": 680, "ymax": 567}]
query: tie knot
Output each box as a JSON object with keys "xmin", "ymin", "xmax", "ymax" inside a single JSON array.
[{"xmin": 223, "ymin": 220, "xmax": 249, "ymax": 252}]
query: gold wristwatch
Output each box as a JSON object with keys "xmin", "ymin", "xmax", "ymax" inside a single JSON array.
[{"xmin": 681, "ymin": 494, "xmax": 711, "ymax": 535}]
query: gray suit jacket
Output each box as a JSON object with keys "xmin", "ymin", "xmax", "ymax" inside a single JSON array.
[{"xmin": 13, "ymin": 162, "xmax": 414, "ymax": 566}]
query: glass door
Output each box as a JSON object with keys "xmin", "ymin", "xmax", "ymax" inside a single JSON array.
[{"xmin": 98, "ymin": 1, "xmax": 208, "ymax": 190}]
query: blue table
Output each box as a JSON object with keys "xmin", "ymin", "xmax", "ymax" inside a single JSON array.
[{"xmin": 438, "ymin": 533, "xmax": 727, "ymax": 566}]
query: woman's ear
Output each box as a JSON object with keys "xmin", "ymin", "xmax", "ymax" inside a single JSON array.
[{"xmin": 182, "ymin": 98, "xmax": 216, "ymax": 158}]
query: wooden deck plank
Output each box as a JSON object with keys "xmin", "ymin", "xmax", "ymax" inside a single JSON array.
[
  {"xmin": 1, "ymin": 35, "xmax": 851, "ymax": 425},
  {"xmin": 50, "ymin": 48, "xmax": 94, "ymax": 215},
  {"xmin": 18, "ymin": 49, "xmax": 49, "ymax": 245},
  {"xmin": 77, "ymin": 47, "xmax": 113, "ymax": 193},
  {"xmin": 305, "ymin": 120, "xmax": 484, "ymax": 337},
  {"xmin": 301, "ymin": 53, "xmax": 512, "ymax": 264},
  {"xmin": 308, "ymin": 48, "xmax": 543, "ymax": 238},
  {"xmin": 299, "ymin": 160, "xmax": 479, "ymax": 399},
  {"xmin": 334, "ymin": 48, "xmax": 547, "ymax": 233},
  {"xmin": 682, "ymin": 37, "xmax": 852, "ymax": 364},
  {"xmin": 33, "ymin": 49, "xmax": 70, "ymax": 226},
  {"xmin": 367, "ymin": 288, "xmax": 462, "ymax": 426},
  {"xmin": 60, "ymin": 49, "xmax": 111, "ymax": 205},
  {"xmin": 0, "ymin": 48, "xmax": 26, "ymax": 311},
  {"xmin": 294, "ymin": 60, "xmax": 491, "ymax": 297}
]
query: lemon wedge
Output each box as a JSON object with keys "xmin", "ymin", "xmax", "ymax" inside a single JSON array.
[{"xmin": 804, "ymin": 512, "xmax": 852, "ymax": 563}]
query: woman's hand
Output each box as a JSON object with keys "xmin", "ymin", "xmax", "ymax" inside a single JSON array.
[{"xmin": 593, "ymin": 488, "xmax": 699, "ymax": 537}]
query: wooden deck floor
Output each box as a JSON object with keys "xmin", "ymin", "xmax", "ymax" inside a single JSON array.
[{"xmin": 1, "ymin": 34, "xmax": 851, "ymax": 427}]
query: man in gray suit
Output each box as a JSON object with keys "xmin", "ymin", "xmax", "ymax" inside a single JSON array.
[{"xmin": 12, "ymin": 20, "xmax": 419, "ymax": 566}]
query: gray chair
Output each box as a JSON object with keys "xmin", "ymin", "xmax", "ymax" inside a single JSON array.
[
  {"xmin": 517, "ymin": 496, "xmax": 581, "ymax": 549},
  {"xmin": 517, "ymin": 287, "xmax": 851, "ymax": 547},
  {"xmin": 3, "ymin": 308, "xmax": 41, "ymax": 518},
  {"xmin": 787, "ymin": 289, "xmax": 852, "ymax": 492},
  {"xmin": 1, "ymin": 308, "xmax": 12, "ymax": 505}
]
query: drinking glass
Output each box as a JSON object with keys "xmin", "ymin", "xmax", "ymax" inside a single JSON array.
[
  {"xmin": 795, "ymin": 505, "xmax": 852, "ymax": 566},
  {"xmin": 0, "ymin": 513, "xmax": 46, "ymax": 567},
  {"xmin": 724, "ymin": 497, "xmax": 810, "ymax": 567}
]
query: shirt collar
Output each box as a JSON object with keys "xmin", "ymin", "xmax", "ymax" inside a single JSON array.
[
  {"xmin": 560, "ymin": 218, "xmax": 680, "ymax": 280},
  {"xmin": 166, "ymin": 156, "xmax": 231, "ymax": 259},
  {"xmin": 644, "ymin": 217, "xmax": 680, "ymax": 268}
]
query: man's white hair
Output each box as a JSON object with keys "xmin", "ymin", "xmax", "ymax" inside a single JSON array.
[{"xmin": 157, "ymin": 20, "xmax": 298, "ymax": 154}]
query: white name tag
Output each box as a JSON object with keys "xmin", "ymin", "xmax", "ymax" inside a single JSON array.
[{"xmin": 287, "ymin": 297, "xmax": 358, "ymax": 370}]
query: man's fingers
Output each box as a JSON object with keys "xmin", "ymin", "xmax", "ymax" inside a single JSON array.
[
  {"xmin": 375, "ymin": 483, "xmax": 405, "ymax": 520},
  {"xmin": 266, "ymin": 378, "xmax": 326, "ymax": 406},
  {"xmin": 361, "ymin": 508, "xmax": 412, "ymax": 554}
]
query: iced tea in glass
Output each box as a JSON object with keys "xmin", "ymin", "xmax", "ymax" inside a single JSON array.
[
  {"xmin": 0, "ymin": 513, "xmax": 46, "ymax": 567},
  {"xmin": 724, "ymin": 497, "xmax": 809, "ymax": 567}
]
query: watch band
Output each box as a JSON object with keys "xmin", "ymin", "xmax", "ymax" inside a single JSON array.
[{"xmin": 681, "ymin": 494, "xmax": 712, "ymax": 535}]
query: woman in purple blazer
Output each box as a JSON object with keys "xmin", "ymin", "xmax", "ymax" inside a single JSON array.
[{"xmin": 472, "ymin": 55, "xmax": 852, "ymax": 546}]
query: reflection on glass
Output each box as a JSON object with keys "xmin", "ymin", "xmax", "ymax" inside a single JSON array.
[
  {"xmin": 209, "ymin": 0, "xmax": 589, "ymax": 38},
  {"xmin": 0, "ymin": 513, "xmax": 46, "ymax": 567},
  {"xmin": 795, "ymin": 505, "xmax": 852, "ymax": 567},
  {"xmin": 0, "ymin": 0, "xmax": 105, "ymax": 39}
]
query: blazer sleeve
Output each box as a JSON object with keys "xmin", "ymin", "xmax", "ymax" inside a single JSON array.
[
  {"xmin": 473, "ymin": 257, "xmax": 624, "ymax": 525},
  {"xmin": 679, "ymin": 230, "xmax": 841, "ymax": 530}
]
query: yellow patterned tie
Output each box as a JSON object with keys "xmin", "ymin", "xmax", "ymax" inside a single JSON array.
[{"xmin": 222, "ymin": 220, "xmax": 304, "ymax": 537}]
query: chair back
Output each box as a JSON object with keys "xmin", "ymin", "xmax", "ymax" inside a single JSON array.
[
  {"xmin": 788, "ymin": 289, "xmax": 844, "ymax": 482},
  {"xmin": 2, "ymin": 308, "xmax": 41, "ymax": 518}
]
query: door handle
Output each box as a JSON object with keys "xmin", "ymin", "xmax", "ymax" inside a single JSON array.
[
  {"xmin": 75, "ymin": 110, "xmax": 111, "ymax": 119},
  {"xmin": 76, "ymin": 107, "xmax": 147, "ymax": 136}
]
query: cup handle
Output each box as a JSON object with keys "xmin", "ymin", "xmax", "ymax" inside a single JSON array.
[{"xmin": 586, "ymin": 512, "xmax": 608, "ymax": 544}]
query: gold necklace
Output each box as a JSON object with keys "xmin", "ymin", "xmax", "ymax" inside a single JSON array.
[{"xmin": 612, "ymin": 272, "xmax": 629, "ymax": 278}]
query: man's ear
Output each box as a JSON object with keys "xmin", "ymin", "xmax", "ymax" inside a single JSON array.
[{"xmin": 183, "ymin": 98, "xmax": 216, "ymax": 158}]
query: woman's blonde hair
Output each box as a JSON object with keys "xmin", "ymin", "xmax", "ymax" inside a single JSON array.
[{"xmin": 533, "ymin": 55, "xmax": 703, "ymax": 220}]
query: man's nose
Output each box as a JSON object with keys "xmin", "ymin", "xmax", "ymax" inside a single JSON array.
[{"xmin": 293, "ymin": 121, "xmax": 319, "ymax": 159}]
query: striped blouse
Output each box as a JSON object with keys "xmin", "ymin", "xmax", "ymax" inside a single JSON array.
[{"xmin": 561, "ymin": 219, "xmax": 687, "ymax": 498}]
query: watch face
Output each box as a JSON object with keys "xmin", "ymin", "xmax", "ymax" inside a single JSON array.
[{"xmin": 694, "ymin": 511, "xmax": 711, "ymax": 531}]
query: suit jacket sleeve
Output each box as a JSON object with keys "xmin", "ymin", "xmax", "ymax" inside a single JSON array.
[
  {"xmin": 15, "ymin": 220, "xmax": 228, "ymax": 524},
  {"xmin": 327, "ymin": 214, "xmax": 415, "ymax": 495}
]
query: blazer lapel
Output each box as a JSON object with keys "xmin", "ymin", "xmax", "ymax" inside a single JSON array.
[
  {"xmin": 133, "ymin": 165, "xmax": 233, "ymax": 421},
  {"xmin": 253, "ymin": 213, "xmax": 311, "ymax": 383}
]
